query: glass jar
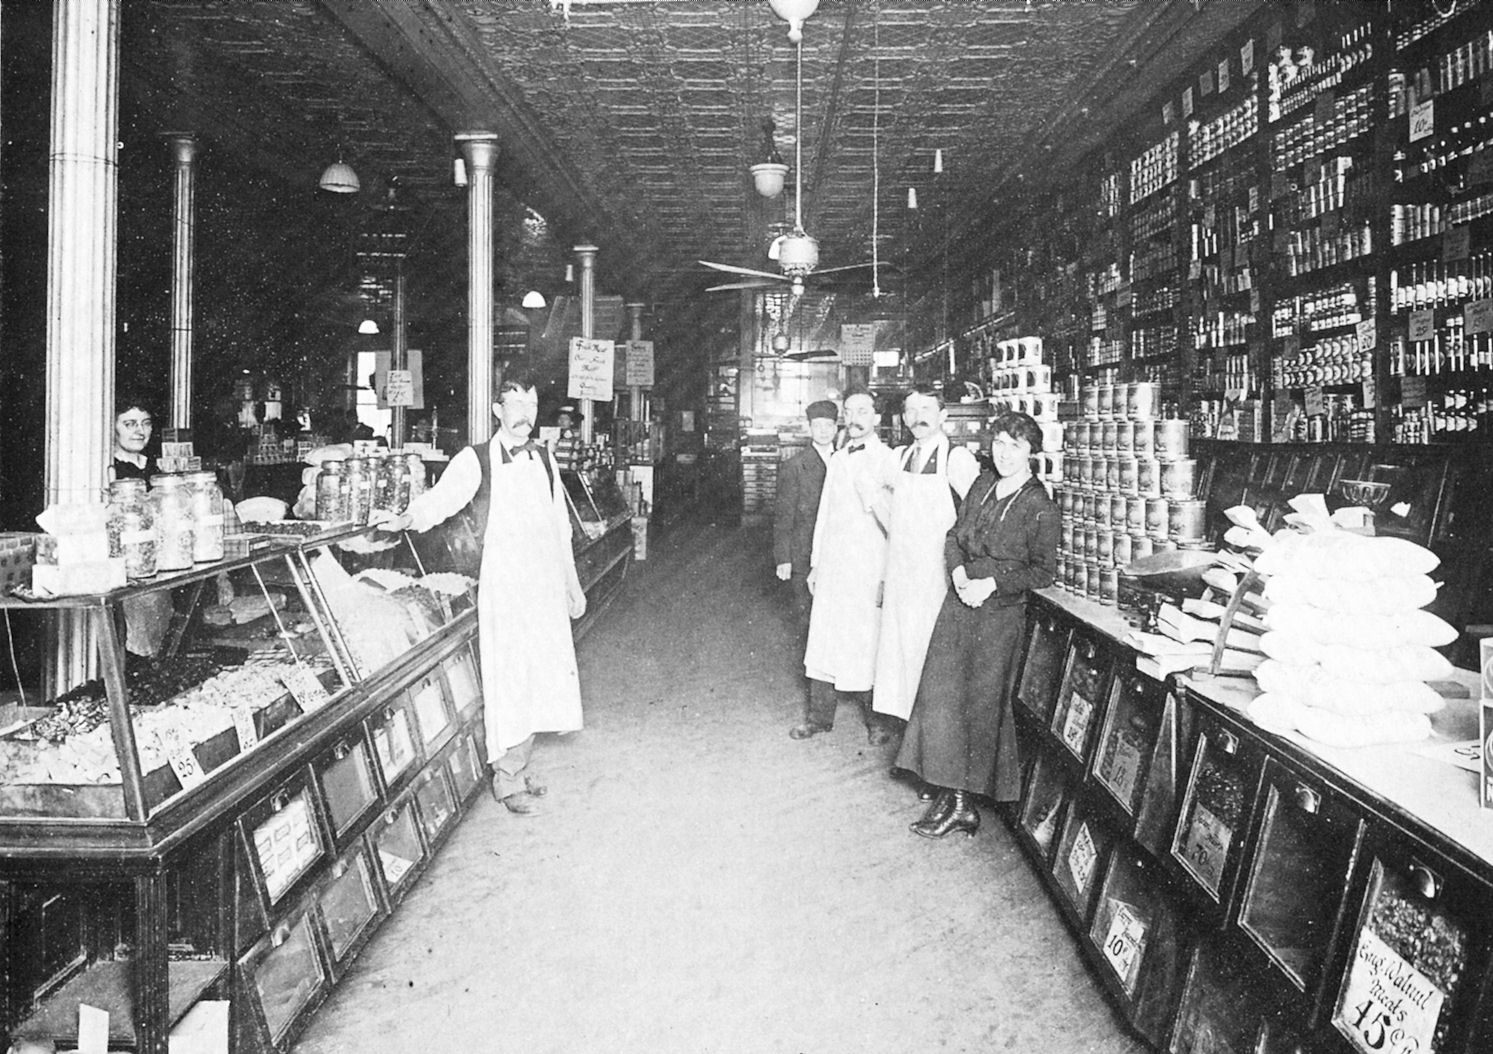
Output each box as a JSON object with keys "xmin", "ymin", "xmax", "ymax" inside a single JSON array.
[
  {"xmin": 370, "ymin": 454, "xmax": 397, "ymax": 515},
  {"xmin": 344, "ymin": 457, "xmax": 372, "ymax": 525},
  {"xmin": 374, "ymin": 455, "xmax": 408, "ymax": 516},
  {"xmin": 404, "ymin": 453, "xmax": 426, "ymax": 505},
  {"xmin": 315, "ymin": 460, "xmax": 348, "ymax": 522},
  {"xmin": 184, "ymin": 470, "xmax": 225, "ymax": 562},
  {"xmin": 106, "ymin": 479, "xmax": 157, "ymax": 580},
  {"xmin": 149, "ymin": 474, "xmax": 196, "ymax": 572}
]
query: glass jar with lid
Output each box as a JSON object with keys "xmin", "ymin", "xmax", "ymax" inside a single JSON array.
[
  {"xmin": 106, "ymin": 478, "xmax": 157, "ymax": 580},
  {"xmin": 404, "ymin": 453, "xmax": 426, "ymax": 505},
  {"xmin": 315, "ymin": 460, "xmax": 348, "ymax": 522},
  {"xmin": 344, "ymin": 457, "xmax": 372, "ymax": 525},
  {"xmin": 149, "ymin": 474, "xmax": 196, "ymax": 572},
  {"xmin": 184, "ymin": 470, "xmax": 226, "ymax": 562},
  {"xmin": 370, "ymin": 453, "xmax": 397, "ymax": 515}
]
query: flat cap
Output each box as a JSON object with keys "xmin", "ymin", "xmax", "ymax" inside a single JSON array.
[{"xmin": 805, "ymin": 399, "xmax": 838, "ymax": 422}]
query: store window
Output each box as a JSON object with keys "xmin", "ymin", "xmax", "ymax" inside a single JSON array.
[{"xmin": 355, "ymin": 351, "xmax": 391, "ymax": 440}]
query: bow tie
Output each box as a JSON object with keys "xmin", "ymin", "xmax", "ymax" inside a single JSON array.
[
  {"xmin": 507, "ymin": 440, "xmax": 538, "ymax": 459},
  {"xmin": 846, "ymin": 442, "xmax": 866, "ymax": 454}
]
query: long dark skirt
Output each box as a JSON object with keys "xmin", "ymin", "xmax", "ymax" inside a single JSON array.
[{"xmin": 896, "ymin": 593, "xmax": 1026, "ymax": 801}]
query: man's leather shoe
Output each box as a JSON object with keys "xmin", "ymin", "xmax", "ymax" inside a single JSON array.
[
  {"xmin": 524, "ymin": 775, "xmax": 548, "ymax": 798},
  {"xmin": 866, "ymin": 725, "xmax": 893, "ymax": 746},
  {"xmin": 501, "ymin": 792, "xmax": 541, "ymax": 816},
  {"xmin": 789, "ymin": 722, "xmax": 831, "ymax": 739}
]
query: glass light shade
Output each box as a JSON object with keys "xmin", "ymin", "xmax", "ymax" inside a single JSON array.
[
  {"xmin": 775, "ymin": 230, "xmax": 819, "ymax": 274},
  {"xmin": 751, "ymin": 162, "xmax": 789, "ymax": 198},
  {"xmin": 521, "ymin": 290, "xmax": 547, "ymax": 309},
  {"xmin": 318, "ymin": 160, "xmax": 360, "ymax": 193},
  {"xmin": 357, "ymin": 318, "xmax": 380, "ymax": 335},
  {"xmin": 767, "ymin": 0, "xmax": 819, "ymax": 41}
]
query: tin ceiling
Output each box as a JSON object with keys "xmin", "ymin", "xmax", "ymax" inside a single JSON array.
[{"xmin": 119, "ymin": 0, "xmax": 1257, "ymax": 357}]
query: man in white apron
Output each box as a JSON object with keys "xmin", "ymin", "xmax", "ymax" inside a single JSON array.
[
  {"xmin": 379, "ymin": 375, "xmax": 586, "ymax": 816},
  {"xmin": 798, "ymin": 390, "xmax": 899, "ymax": 743},
  {"xmin": 872, "ymin": 388, "xmax": 979, "ymax": 731}
]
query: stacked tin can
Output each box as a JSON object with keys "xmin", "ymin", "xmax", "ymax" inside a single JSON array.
[
  {"xmin": 1053, "ymin": 380, "xmax": 1202, "ymax": 606},
  {"xmin": 987, "ymin": 336, "xmax": 1065, "ymax": 494}
]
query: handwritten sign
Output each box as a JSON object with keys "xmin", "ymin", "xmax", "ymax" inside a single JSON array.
[
  {"xmin": 384, "ymin": 368, "xmax": 414, "ymax": 407},
  {"xmin": 1103, "ymin": 902, "xmax": 1149, "ymax": 992},
  {"xmin": 1188, "ymin": 259, "xmax": 1203, "ymax": 281},
  {"xmin": 1068, "ymin": 822, "xmax": 1099, "ymax": 895},
  {"xmin": 1443, "ymin": 226, "xmax": 1472, "ymax": 261},
  {"xmin": 280, "ymin": 665, "xmax": 330, "ymax": 714},
  {"xmin": 1240, "ymin": 39, "xmax": 1255, "ymax": 76},
  {"xmin": 1409, "ymin": 308, "xmax": 1436, "ymax": 342},
  {"xmin": 1336, "ymin": 928, "xmax": 1445, "ymax": 1054},
  {"xmin": 624, "ymin": 340, "xmax": 655, "ymax": 387},
  {"xmin": 840, "ymin": 323, "xmax": 877, "ymax": 366},
  {"xmin": 1179, "ymin": 802, "xmax": 1231, "ymax": 892},
  {"xmin": 233, "ymin": 707, "xmax": 259, "ymax": 751},
  {"xmin": 1356, "ymin": 318, "xmax": 1378, "ymax": 354},
  {"xmin": 1102, "ymin": 735, "xmax": 1144, "ymax": 807},
  {"xmin": 1217, "ymin": 58, "xmax": 1231, "ymax": 94},
  {"xmin": 1061, "ymin": 693, "xmax": 1095, "ymax": 756},
  {"xmin": 1305, "ymin": 385, "xmax": 1326, "ymax": 417},
  {"xmin": 170, "ymin": 749, "xmax": 206, "ymax": 790},
  {"xmin": 1402, "ymin": 375, "xmax": 1429, "ymax": 409},
  {"xmin": 567, "ymin": 337, "xmax": 616, "ymax": 400},
  {"xmin": 1410, "ymin": 99, "xmax": 1435, "ymax": 143},
  {"xmin": 1199, "ymin": 69, "xmax": 1214, "ymax": 97},
  {"xmin": 1467, "ymin": 298, "xmax": 1493, "ymax": 337}
]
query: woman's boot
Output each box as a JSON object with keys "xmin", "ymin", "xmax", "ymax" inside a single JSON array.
[
  {"xmin": 911, "ymin": 789, "xmax": 980, "ymax": 839},
  {"xmin": 909, "ymin": 789, "xmax": 954, "ymax": 831}
]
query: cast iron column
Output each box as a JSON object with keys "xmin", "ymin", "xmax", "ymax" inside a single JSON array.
[
  {"xmin": 165, "ymin": 133, "xmax": 198, "ymax": 430},
  {"xmin": 457, "ymin": 133, "xmax": 499, "ymax": 444},
  {"xmin": 575, "ymin": 244, "xmax": 598, "ymax": 444}
]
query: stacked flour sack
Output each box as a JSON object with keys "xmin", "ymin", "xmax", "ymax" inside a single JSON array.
[{"xmin": 1246, "ymin": 509, "xmax": 1454, "ymax": 747}]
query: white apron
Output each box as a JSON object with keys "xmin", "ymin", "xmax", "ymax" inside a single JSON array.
[
  {"xmin": 872, "ymin": 444, "xmax": 959, "ymax": 719},
  {"xmin": 476, "ymin": 452, "xmax": 583, "ymax": 757},
  {"xmin": 803, "ymin": 440, "xmax": 893, "ymax": 692}
]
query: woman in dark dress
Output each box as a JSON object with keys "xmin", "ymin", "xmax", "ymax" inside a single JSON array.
[{"xmin": 896, "ymin": 410, "xmax": 1060, "ymax": 839}]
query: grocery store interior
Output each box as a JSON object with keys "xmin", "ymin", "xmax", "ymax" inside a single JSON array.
[{"xmin": 4, "ymin": 1, "xmax": 1493, "ymax": 1053}]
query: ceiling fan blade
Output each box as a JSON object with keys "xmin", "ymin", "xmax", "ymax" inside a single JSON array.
[
  {"xmin": 707, "ymin": 281, "xmax": 783, "ymax": 292},
  {"xmin": 784, "ymin": 349, "xmax": 840, "ymax": 362},
  {"xmin": 811, "ymin": 260, "xmax": 903, "ymax": 276},
  {"xmin": 698, "ymin": 260, "xmax": 786, "ymax": 280}
]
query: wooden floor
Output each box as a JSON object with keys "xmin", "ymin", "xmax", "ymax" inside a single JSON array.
[{"xmin": 293, "ymin": 516, "xmax": 1145, "ymax": 1054}]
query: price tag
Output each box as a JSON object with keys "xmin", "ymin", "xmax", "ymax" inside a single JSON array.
[
  {"xmin": 1240, "ymin": 39, "xmax": 1255, "ymax": 76},
  {"xmin": 280, "ymin": 665, "xmax": 330, "ymax": 713},
  {"xmin": 1356, "ymin": 318, "xmax": 1378, "ymax": 354},
  {"xmin": 1188, "ymin": 259, "xmax": 1203, "ymax": 281},
  {"xmin": 1315, "ymin": 88, "xmax": 1337, "ymax": 124},
  {"xmin": 1305, "ymin": 385, "xmax": 1326, "ymax": 416},
  {"xmin": 1182, "ymin": 86, "xmax": 1195, "ymax": 118},
  {"xmin": 1217, "ymin": 58, "xmax": 1231, "ymax": 94},
  {"xmin": 1409, "ymin": 308, "xmax": 1436, "ymax": 342},
  {"xmin": 1402, "ymin": 375, "xmax": 1429, "ymax": 409},
  {"xmin": 1442, "ymin": 226, "xmax": 1472, "ymax": 261},
  {"xmin": 170, "ymin": 749, "xmax": 206, "ymax": 789},
  {"xmin": 1068, "ymin": 822, "xmax": 1099, "ymax": 893},
  {"xmin": 1116, "ymin": 285, "xmax": 1133, "ymax": 308},
  {"xmin": 1410, "ymin": 98, "xmax": 1435, "ymax": 143},
  {"xmin": 1250, "ymin": 288, "xmax": 1262, "ymax": 314},
  {"xmin": 233, "ymin": 706, "xmax": 259, "ymax": 751},
  {"xmin": 1103, "ymin": 736, "xmax": 1144, "ymax": 805},
  {"xmin": 383, "ymin": 369, "xmax": 414, "ymax": 407},
  {"xmin": 1467, "ymin": 298, "xmax": 1493, "ymax": 336},
  {"xmin": 1103, "ymin": 903, "xmax": 1149, "ymax": 990},
  {"xmin": 1061, "ymin": 693, "xmax": 1095, "ymax": 755},
  {"xmin": 1180, "ymin": 802, "xmax": 1232, "ymax": 891},
  {"xmin": 1162, "ymin": 100, "xmax": 1176, "ymax": 126},
  {"xmin": 1470, "ymin": 148, "xmax": 1493, "ymax": 187},
  {"xmin": 1362, "ymin": 374, "xmax": 1377, "ymax": 409},
  {"xmin": 1337, "ymin": 928, "xmax": 1445, "ymax": 1054}
]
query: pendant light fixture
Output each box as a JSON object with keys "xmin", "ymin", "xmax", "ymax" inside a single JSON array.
[
  {"xmin": 318, "ymin": 146, "xmax": 360, "ymax": 193},
  {"xmin": 767, "ymin": 0, "xmax": 819, "ymax": 43},
  {"xmin": 751, "ymin": 119, "xmax": 788, "ymax": 198}
]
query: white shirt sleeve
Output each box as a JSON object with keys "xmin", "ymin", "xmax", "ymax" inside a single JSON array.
[
  {"xmin": 403, "ymin": 444, "xmax": 481, "ymax": 533},
  {"xmin": 947, "ymin": 444, "xmax": 980, "ymax": 499}
]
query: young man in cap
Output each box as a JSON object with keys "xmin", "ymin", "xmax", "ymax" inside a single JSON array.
[{"xmin": 774, "ymin": 399, "xmax": 839, "ymax": 710}]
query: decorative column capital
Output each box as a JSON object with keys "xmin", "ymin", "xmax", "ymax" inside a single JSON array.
[
  {"xmin": 455, "ymin": 132, "xmax": 499, "ymax": 171},
  {"xmin": 163, "ymin": 132, "xmax": 199, "ymax": 163}
]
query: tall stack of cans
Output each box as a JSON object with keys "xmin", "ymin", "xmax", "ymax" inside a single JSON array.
[
  {"xmin": 1053, "ymin": 380, "xmax": 1203, "ymax": 606},
  {"xmin": 987, "ymin": 336, "xmax": 1065, "ymax": 495}
]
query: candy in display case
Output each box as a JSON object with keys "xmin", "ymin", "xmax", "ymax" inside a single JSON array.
[
  {"xmin": 1087, "ymin": 846, "xmax": 1187, "ymax": 1045},
  {"xmin": 1017, "ymin": 612, "xmax": 1070, "ymax": 723},
  {"xmin": 1092, "ymin": 667, "xmax": 1168, "ymax": 819},
  {"xmin": 238, "ymin": 911, "xmax": 327, "ymax": 1049},
  {"xmin": 313, "ymin": 735, "xmax": 379, "ymax": 848},
  {"xmin": 371, "ymin": 798, "xmax": 425, "ymax": 904},
  {"xmin": 1331, "ymin": 848, "xmax": 1490, "ymax": 1054},
  {"xmin": 1020, "ymin": 748, "xmax": 1078, "ymax": 863},
  {"xmin": 1169, "ymin": 937, "xmax": 1276, "ymax": 1054},
  {"xmin": 1172, "ymin": 717, "xmax": 1260, "ymax": 909},
  {"xmin": 413, "ymin": 767, "xmax": 458, "ymax": 849},
  {"xmin": 1236, "ymin": 760, "xmax": 1361, "ymax": 994},
  {"xmin": 1053, "ymin": 801, "xmax": 1115, "ymax": 921},
  {"xmin": 408, "ymin": 671, "xmax": 454, "ymax": 752},
  {"xmin": 1051, "ymin": 635, "xmax": 1112, "ymax": 763},
  {"xmin": 242, "ymin": 780, "xmax": 326, "ymax": 909},
  {"xmin": 368, "ymin": 699, "xmax": 420, "ymax": 794},
  {"xmin": 314, "ymin": 842, "xmax": 384, "ymax": 970}
]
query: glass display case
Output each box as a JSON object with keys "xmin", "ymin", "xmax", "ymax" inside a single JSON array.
[
  {"xmin": 414, "ymin": 766, "xmax": 458, "ymax": 849},
  {"xmin": 1092, "ymin": 666, "xmax": 1169, "ymax": 820},
  {"xmin": 1236, "ymin": 759, "xmax": 1362, "ymax": 995},
  {"xmin": 1172, "ymin": 713, "xmax": 1261, "ymax": 911},
  {"xmin": 1020, "ymin": 747, "xmax": 1078, "ymax": 863},
  {"xmin": 371, "ymin": 798, "xmax": 426, "ymax": 905},
  {"xmin": 238, "ymin": 911, "xmax": 327, "ymax": 1048},
  {"xmin": 313, "ymin": 735, "xmax": 380, "ymax": 851},
  {"xmin": 315, "ymin": 842, "xmax": 384, "ymax": 970},
  {"xmin": 1053, "ymin": 801, "xmax": 1116, "ymax": 922},
  {"xmin": 1017, "ymin": 611, "xmax": 1070, "ymax": 723},
  {"xmin": 1170, "ymin": 937, "xmax": 1275, "ymax": 1054},
  {"xmin": 1051, "ymin": 634, "xmax": 1112, "ymax": 764},
  {"xmin": 1331, "ymin": 843, "xmax": 1492, "ymax": 1054},
  {"xmin": 1088, "ymin": 846, "xmax": 1188, "ymax": 1046}
]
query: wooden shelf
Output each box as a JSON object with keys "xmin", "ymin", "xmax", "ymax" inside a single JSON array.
[{"xmin": 14, "ymin": 958, "xmax": 228, "ymax": 1047}]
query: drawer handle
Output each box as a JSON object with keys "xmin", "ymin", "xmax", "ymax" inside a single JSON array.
[
  {"xmin": 271, "ymin": 790, "xmax": 290, "ymax": 813},
  {"xmin": 270, "ymin": 921, "xmax": 291, "ymax": 948},
  {"xmin": 1293, "ymin": 784, "xmax": 1320, "ymax": 815},
  {"xmin": 332, "ymin": 740, "xmax": 350, "ymax": 761},
  {"xmin": 331, "ymin": 859, "xmax": 348, "ymax": 880},
  {"xmin": 386, "ymin": 808, "xmax": 399, "ymax": 826},
  {"xmin": 384, "ymin": 706, "xmax": 397, "ymax": 721},
  {"xmin": 1216, "ymin": 730, "xmax": 1239, "ymax": 756},
  {"xmin": 1408, "ymin": 861, "xmax": 1442, "ymax": 901}
]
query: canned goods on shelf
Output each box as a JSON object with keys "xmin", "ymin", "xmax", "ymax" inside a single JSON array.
[
  {"xmin": 1129, "ymin": 381, "xmax": 1157, "ymax": 421},
  {"xmin": 1131, "ymin": 533, "xmax": 1155, "ymax": 561},
  {"xmin": 1155, "ymin": 418, "xmax": 1190, "ymax": 460},
  {"xmin": 1112, "ymin": 532, "xmax": 1133, "ymax": 568},
  {"xmin": 1136, "ymin": 458, "xmax": 1162, "ymax": 497},
  {"xmin": 1117, "ymin": 457, "xmax": 1138, "ymax": 494},
  {"xmin": 1132, "ymin": 420, "xmax": 1155, "ymax": 458},
  {"xmin": 1168, "ymin": 498, "xmax": 1207, "ymax": 542},
  {"xmin": 1145, "ymin": 497, "xmax": 1170, "ymax": 540},
  {"xmin": 1125, "ymin": 495, "xmax": 1147, "ymax": 533},
  {"xmin": 1100, "ymin": 420, "xmax": 1118, "ymax": 455},
  {"xmin": 1099, "ymin": 567, "xmax": 1119, "ymax": 605},
  {"xmin": 1115, "ymin": 420, "xmax": 1134, "ymax": 455},
  {"xmin": 1160, "ymin": 458, "xmax": 1197, "ymax": 499}
]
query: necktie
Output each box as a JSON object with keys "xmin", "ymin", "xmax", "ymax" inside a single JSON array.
[{"xmin": 508, "ymin": 440, "xmax": 538, "ymax": 459}]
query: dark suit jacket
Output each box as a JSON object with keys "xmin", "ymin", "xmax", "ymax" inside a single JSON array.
[{"xmin": 773, "ymin": 445, "xmax": 828, "ymax": 573}]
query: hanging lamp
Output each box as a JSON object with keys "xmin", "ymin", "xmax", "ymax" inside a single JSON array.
[{"xmin": 318, "ymin": 151, "xmax": 360, "ymax": 194}]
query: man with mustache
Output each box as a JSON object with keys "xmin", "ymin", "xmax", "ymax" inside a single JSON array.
[
  {"xmin": 378, "ymin": 372, "xmax": 586, "ymax": 815},
  {"xmin": 796, "ymin": 388, "xmax": 900, "ymax": 744}
]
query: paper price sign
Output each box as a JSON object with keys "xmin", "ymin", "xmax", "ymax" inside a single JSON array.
[
  {"xmin": 1067, "ymin": 822, "xmax": 1099, "ymax": 894},
  {"xmin": 384, "ymin": 369, "xmax": 414, "ymax": 407},
  {"xmin": 233, "ymin": 706, "xmax": 259, "ymax": 751},
  {"xmin": 1240, "ymin": 39, "xmax": 1255, "ymax": 76},
  {"xmin": 1217, "ymin": 58, "xmax": 1230, "ymax": 94},
  {"xmin": 1250, "ymin": 288, "xmax": 1262, "ymax": 315},
  {"xmin": 1363, "ymin": 375, "xmax": 1377, "ymax": 410},
  {"xmin": 624, "ymin": 340, "xmax": 655, "ymax": 387},
  {"xmin": 1337, "ymin": 928, "xmax": 1445, "ymax": 1054},
  {"xmin": 1410, "ymin": 98, "xmax": 1435, "ymax": 143},
  {"xmin": 1182, "ymin": 86, "xmax": 1194, "ymax": 118},
  {"xmin": 567, "ymin": 337, "xmax": 616, "ymax": 400},
  {"xmin": 1179, "ymin": 802, "xmax": 1232, "ymax": 892},
  {"xmin": 1409, "ymin": 308, "xmax": 1436, "ymax": 342},
  {"xmin": 1356, "ymin": 318, "xmax": 1378, "ymax": 354},
  {"xmin": 170, "ymin": 749, "xmax": 206, "ymax": 790},
  {"xmin": 1102, "ymin": 736, "xmax": 1143, "ymax": 807},
  {"xmin": 1103, "ymin": 903, "xmax": 1149, "ymax": 991},
  {"xmin": 1061, "ymin": 693, "xmax": 1095, "ymax": 756},
  {"xmin": 1402, "ymin": 375, "xmax": 1429, "ymax": 409},
  {"xmin": 1442, "ymin": 226, "xmax": 1471, "ymax": 261},
  {"xmin": 1467, "ymin": 298, "xmax": 1493, "ymax": 337},
  {"xmin": 1305, "ymin": 385, "xmax": 1326, "ymax": 417},
  {"xmin": 280, "ymin": 665, "xmax": 330, "ymax": 713}
]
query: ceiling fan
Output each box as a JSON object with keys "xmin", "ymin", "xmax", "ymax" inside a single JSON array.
[{"xmin": 699, "ymin": 0, "xmax": 887, "ymax": 298}]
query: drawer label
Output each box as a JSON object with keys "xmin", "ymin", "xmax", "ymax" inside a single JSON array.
[
  {"xmin": 1337, "ymin": 928, "xmax": 1444, "ymax": 1054},
  {"xmin": 1068, "ymin": 821, "xmax": 1099, "ymax": 895},
  {"xmin": 1179, "ymin": 802, "xmax": 1231, "ymax": 892},
  {"xmin": 1102, "ymin": 901, "xmax": 1149, "ymax": 991},
  {"xmin": 1060, "ymin": 693, "xmax": 1095, "ymax": 756}
]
